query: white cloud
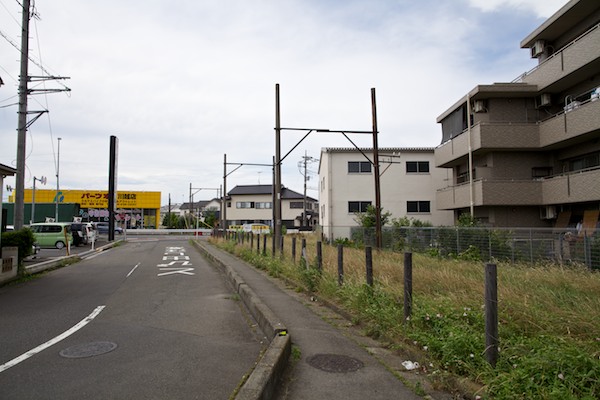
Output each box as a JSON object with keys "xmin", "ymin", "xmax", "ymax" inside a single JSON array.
[
  {"xmin": 466, "ymin": 0, "xmax": 569, "ymax": 18},
  {"xmin": 0, "ymin": 0, "xmax": 570, "ymax": 205}
]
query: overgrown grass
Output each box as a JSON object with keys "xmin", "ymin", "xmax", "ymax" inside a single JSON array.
[{"xmin": 212, "ymin": 234, "xmax": 600, "ymax": 399}]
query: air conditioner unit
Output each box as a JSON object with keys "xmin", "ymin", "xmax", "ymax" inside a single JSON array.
[
  {"xmin": 531, "ymin": 40, "xmax": 545, "ymax": 58},
  {"xmin": 535, "ymin": 93, "xmax": 552, "ymax": 108},
  {"xmin": 541, "ymin": 205, "xmax": 557, "ymax": 220},
  {"xmin": 473, "ymin": 100, "xmax": 486, "ymax": 113}
]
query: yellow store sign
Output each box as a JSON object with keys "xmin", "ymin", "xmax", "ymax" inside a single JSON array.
[{"xmin": 15, "ymin": 189, "xmax": 161, "ymax": 209}]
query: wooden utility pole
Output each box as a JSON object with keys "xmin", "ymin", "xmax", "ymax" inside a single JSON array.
[{"xmin": 371, "ymin": 88, "xmax": 382, "ymax": 249}]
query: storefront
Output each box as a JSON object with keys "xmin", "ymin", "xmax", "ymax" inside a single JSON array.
[{"xmin": 11, "ymin": 189, "xmax": 161, "ymax": 228}]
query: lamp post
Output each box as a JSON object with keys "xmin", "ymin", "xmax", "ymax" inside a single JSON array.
[
  {"xmin": 31, "ymin": 176, "xmax": 46, "ymax": 224},
  {"xmin": 55, "ymin": 137, "xmax": 61, "ymax": 222}
]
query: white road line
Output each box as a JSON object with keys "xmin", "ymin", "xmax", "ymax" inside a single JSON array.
[
  {"xmin": 0, "ymin": 305, "xmax": 106, "ymax": 373},
  {"xmin": 83, "ymin": 249, "xmax": 112, "ymax": 260},
  {"xmin": 126, "ymin": 263, "xmax": 141, "ymax": 278}
]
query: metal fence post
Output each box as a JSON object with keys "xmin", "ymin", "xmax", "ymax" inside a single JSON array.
[
  {"xmin": 485, "ymin": 263, "xmax": 499, "ymax": 368},
  {"xmin": 263, "ymin": 235, "xmax": 267, "ymax": 256},
  {"xmin": 292, "ymin": 237, "xmax": 296, "ymax": 263}
]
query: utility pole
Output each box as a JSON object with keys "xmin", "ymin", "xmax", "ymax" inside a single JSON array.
[
  {"xmin": 371, "ymin": 88, "xmax": 382, "ymax": 249},
  {"xmin": 14, "ymin": 0, "xmax": 31, "ymax": 230},
  {"xmin": 223, "ymin": 154, "xmax": 227, "ymax": 231},
  {"xmin": 55, "ymin": 137, "xmax": 61, "ymax": 221},
  {"xmin": 303, "ymin": 151, "xmax": 308, "ymax": 227},
  {"xmin": 299, "ymin": 151, "xmax": 317, "ymax": 228},
  {"xmin": 274, "ymin": 84, "xmax": 282, "ymax": 253},
  {"xmin": 14, "ymin": 0, "xmax": 70, "ymax": 229}
]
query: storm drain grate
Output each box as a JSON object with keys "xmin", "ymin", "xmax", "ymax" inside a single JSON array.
[
  {"xmin": 307, "ymin": 353, "xmax": 364, "ymax": 373},
  {"xmin": 59, "ymin": 341, "xmax": 118, "ymax": 359}
]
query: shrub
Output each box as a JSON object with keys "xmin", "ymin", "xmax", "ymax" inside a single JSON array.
[{"xmin": 1, "ymin": 228, "xmax": 36, "ymax": 267}]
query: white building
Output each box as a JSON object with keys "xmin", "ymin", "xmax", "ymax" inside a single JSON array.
[{"xmin": 318, "ymin": 147, "xmax": 454, "ymax": 241}]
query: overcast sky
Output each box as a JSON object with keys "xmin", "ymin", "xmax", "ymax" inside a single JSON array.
[{"xmin": 0, "ymin": 0, "xmax": 568, "ymax": 205}]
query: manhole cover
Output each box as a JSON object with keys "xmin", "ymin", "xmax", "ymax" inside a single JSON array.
[
  {"xmin": 307, "ymin": 353, "xmax": 364, "ymax": 373},
  {"xmin": 59, "ymin": 341, "xmax": 118, "ymax": 359}
]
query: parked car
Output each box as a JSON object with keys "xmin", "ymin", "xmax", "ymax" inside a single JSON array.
[
  {"xmin": 29, "ymin": 222, "xmax": 73, "ymax": 249},
  {"xmin": 95, "ymin": 222, "xmax": 123, "ymax": 235},
  {"xmin": 70, "ymin": 222, "xmax": 97, "ymax": 246}
]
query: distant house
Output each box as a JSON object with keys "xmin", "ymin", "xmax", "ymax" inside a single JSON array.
[
  {"xmin": 225, "ymin": 185, "xmax": 318, "ymax": 229},
  {"xmin": 160, "ymin": 203, "xmax": 184, "ymax": 218}
]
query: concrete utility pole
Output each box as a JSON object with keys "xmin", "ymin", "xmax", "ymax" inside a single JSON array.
[{"xmin": 14, "ymin": 0, "xmax": 31, "ymax": 230}]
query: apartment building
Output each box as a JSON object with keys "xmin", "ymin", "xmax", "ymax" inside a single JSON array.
[
  {"xmin": 319, "ymin": 147, "xmax": 454, "ymax": 242},
  {"xmin": 435, "ymin": 0, "xmax": 600, "ymax": 230},
  {"xmin": 225, "ymin": 185, "xmax": 318, "ymax": 229}
]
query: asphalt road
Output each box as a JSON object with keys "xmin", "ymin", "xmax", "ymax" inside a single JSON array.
[{"xmin": 0, "ymin": 238, "xmax": 264, "ymax": 399}]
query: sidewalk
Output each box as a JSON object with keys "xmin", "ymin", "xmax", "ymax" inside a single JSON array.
[{"xmin": 196, "ymin": 240, "xmax": 455, "ymax": 400}]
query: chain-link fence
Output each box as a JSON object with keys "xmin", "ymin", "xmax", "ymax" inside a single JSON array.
[{"xmin": 349, "ymin": 226, "xmax": 600, "ymax": 269}]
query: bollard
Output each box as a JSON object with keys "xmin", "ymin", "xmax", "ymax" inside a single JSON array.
[
  {"xmin": 404, "ymin": 252, "xmax": 413, "ymax": 322},
  {"xmin": 316, "ymin": 241, "xmax": 322, "ymax": 272},
  {"xmin": 337, "ymin": 244, "xmax": 344, "ymax": 286},
  {"xmin": 485, "ymin": 263, "xmax": 499, "ymax": 368},
  {"xmin": 292, "ymin": 237, "xmax": 297, "ymax": 263},
  {"xmin": 365, "ymin": 246, "xmax": 373, "ymax": 286}
]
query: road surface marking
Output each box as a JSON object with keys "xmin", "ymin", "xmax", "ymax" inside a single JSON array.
[
  {"xmin": 126, "ymin": 263, "xmax": 141, "ymax": 277},
  {"xmin": 0, "ymin": 305, "xmax": 106, "ymax": 373},
  {"xmin": 84, "ymin": 249, "xmax": 112, "ymax": 260},
  {"xmin": 158, "ymin": 267, "xmax": 195, "ymax": 276}
]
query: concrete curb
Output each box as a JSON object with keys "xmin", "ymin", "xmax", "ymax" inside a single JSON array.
[
  {"xmin": 24, "ymin": 240, "xmax": 124, "ymax": 275},
  {"xmin": 192, "ymin": 240, "xmax": 291, "ymax": 400}
]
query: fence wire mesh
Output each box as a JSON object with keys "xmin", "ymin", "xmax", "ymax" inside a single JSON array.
[{"xmin": 349, "ymin": 226, "xmax": 600, "ymax": 269}]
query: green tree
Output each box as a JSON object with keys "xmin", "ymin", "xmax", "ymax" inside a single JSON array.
[
  {"xmin": 202, "ymin": 207, "xmax": 218, "ymax": 228},
  {"xmin": 354, "ymin": 205, "xmax": 391, "ymax": 228},
  {"xmin": 162, "ymin": 212, "xmax": 179, "ymax": 228}
]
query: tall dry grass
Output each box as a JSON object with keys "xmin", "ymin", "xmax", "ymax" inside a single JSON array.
[{"xmin": 236, "ymin": 233, "xmax": 600, "ymax": 341}]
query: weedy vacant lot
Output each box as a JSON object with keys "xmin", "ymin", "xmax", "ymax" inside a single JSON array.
[{"xmin": 211, "ymin": 234, "xmax": 600, "ymax": 400}]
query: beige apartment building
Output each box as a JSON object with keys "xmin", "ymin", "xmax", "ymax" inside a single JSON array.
[
  {"xmin": 319, "ymin": 147, "xmax": 454, "ymax": 242},
  {"xmin": 435, "ymin": 0, "xmax": 600, "ymax": 230}
]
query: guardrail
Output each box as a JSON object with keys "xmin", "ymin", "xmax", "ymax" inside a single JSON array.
[{"xmin": 123, "ymin": 229, "xmax": 213, "ymax": 236}]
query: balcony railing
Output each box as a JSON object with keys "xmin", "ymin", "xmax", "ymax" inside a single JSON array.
[
  {"xmin": 437, "ymin": 166, "xmax": 600, "ymax": 209},
  {"xmin": 512, "ymin": 23, "xmax": 600, "ymax": 85}
]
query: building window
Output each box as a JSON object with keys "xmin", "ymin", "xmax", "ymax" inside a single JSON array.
[
  {"xmin": 532, "ymin": 167, "xmax": 553, "ymax": 179},
  {"xmin": 348, "ymin": 201, "xmax": 371, "ymax": 213},
  {"xmin": 227, "ymin": 201, "xmax": 231, "ymax": 208},
  {"xmin": 348, "ymin": 161, "xmax": 371, "ymax": 173},
  {"xmin": 256, "ymin": 202, "xmax": 272, "ymax": 209},
  {"xmin": 406, "ymin": 161, "xmax": 430, "ymax": 173},
  {"xmin": 407, "ymin": 201, "xmax": 431, "ymax": 213},
  {"xmin": 290, "ymin": 201, "xmax": 304, "ymax": 209},
  {"xmin": 236, "ymin": 202, "xmax": 255, "ymax": 209},
  {"xmin": 567, "ymin": 152, "xmax": 599, "ymax": 172},
  {"xmin": 456, "ymin": 169, "xmax": 475, "ymax": 184}
]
